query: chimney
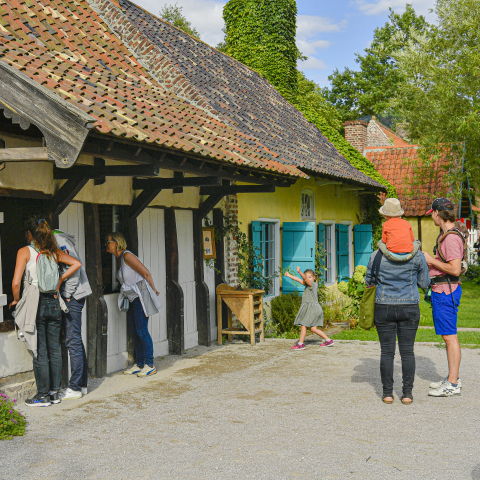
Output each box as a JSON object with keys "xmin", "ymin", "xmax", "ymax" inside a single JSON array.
[{"xmin": 344, "ymin": 120, "xmax": 368, "ymax": 154}]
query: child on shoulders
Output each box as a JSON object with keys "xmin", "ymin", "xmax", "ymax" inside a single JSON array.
[
  {"xmin": 284, "ymin": 267, "xmax": 333, "ymax": 350},
  {"xmin": 380, "ymin": 198, "xmax": 414, "ymax": 254}
]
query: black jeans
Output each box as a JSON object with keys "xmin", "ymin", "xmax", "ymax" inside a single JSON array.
[
  {"xmin": 64, "ymin": 297, "xmax": 88, "ymax": 391},
  {"xmin": 374, "ymin": 304, "xmax": 420, "ymax": 397},
  {"xmin": 32, "ymin": 295, "xmax": 63, "ymax": 397}
]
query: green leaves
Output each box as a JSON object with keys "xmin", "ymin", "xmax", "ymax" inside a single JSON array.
[{"xmin": 159, "ymin": 3, "xmax": 201, "ymax": 39}]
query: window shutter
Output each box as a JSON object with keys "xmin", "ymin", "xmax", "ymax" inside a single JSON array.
[
  {"xmin": 251, "ymin": 221, "xmax": 262, "ymax": 273},
  {"xmin": 336, "ymin": 224, "xmax": 350, "ymax": 282},
  {"xmin": 354, "ymin": 224, "xmax": 373, "ymax": 268},
  {"xmin": 282, "ymin": 222, "xmax": 315, "ymax": 294},
  {"xmin": 317, "ymin": 223, "xmax": 325, "ymax": 282}
]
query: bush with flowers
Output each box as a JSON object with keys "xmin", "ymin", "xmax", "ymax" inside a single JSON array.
[
  {"xmin": 0, "ymin": 393, "xmax": 27, "ymax": 440},
  {"xmin": 337, "ymin": 265, "xmax": 368, "ymax": 325}
]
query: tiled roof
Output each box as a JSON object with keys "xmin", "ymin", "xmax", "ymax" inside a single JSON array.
[
  {"xmin": 365, "ymin": 147, "xmax": 451, "ymax": 216},
  {"xmin": 0, "ymin": 0, "xmax": 305, "ymax": 178},
  {"xmin": 106, "ymin": 0, "xmax": 384, "ymax": 189}
]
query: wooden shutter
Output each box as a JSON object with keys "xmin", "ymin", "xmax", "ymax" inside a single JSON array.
[
  {"xmin": 354, "ymin": 224, "xmax": 373, "ymax": 268},
  {"xmin": 282, "ymin": 222, "xmax": 315, "ymax": 294},
  {"xmin": 251, "ymin": 221, "xmax": 262, "ymax": 274},
  {"xmin": 336, "ymin": 224, "xmax": 350, "ymax": 282}
]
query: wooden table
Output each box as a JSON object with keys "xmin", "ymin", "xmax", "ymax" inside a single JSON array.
[{"xmin": 216, "ymin": 284, "xmax": 264, "ymax": 346}]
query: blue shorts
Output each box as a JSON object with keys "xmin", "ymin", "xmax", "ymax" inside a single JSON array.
[{"xmin": 431, "ymin": 285, "xmax": 462, "ymax": 336}]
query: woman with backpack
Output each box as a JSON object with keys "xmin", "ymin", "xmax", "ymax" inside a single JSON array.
[
  {"xmin": 10, "ymin": 217, "xmax": 81, "ymax": 407},
  {"xmin": 105, "ymin": 232, "xmax": 160, "ymax": 377}
]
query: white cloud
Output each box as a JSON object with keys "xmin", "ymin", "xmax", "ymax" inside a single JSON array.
[
  {"xmin": 297, "ymin": 39, "xmax": 331, "ymax": 56},
  {"xmin": 354, "ymin": 0, "xmax": 437, "ymax": 18},
  {"xmin": 297, "ymin": 15, "xmax": 347, "ymax": 34},
  {"xmin": 300, "ymin": 57, "xmax": 328, "ymax": 70},
  {"xmin": 135, "ymin": 0, "xmax": 227, "ymax": 46}
]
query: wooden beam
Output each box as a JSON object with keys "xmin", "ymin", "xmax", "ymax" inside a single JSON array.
[
  {"xmin": 129, "ymin": 187, "xmax": 163, "ymax": 220},
  {"xmin": 132, "ymin": 176, "xmax": 221, "ymax": 190},
  {"xmin": 0, "ymin": 147, "xmax": 49, "ymax": 161},
  {"xmin": 164, "ymin": 208, "xmax": 184, "ymax": 355},
  {"xmin": 198, "ymin": 193, "xmax": 226, "ymax": 218},
  {"xmin": 199, "ymin": 184, "xmax": 276, "ymax": 196},
  {"xmin": 93, "ymin": 157, "xmax": 106, "ymax": 186},
  {"xmin": 51, "ymin": 177, "xmax": 89, "ymax": 217},
  {"xmin": 53, "ymin": 163, "xmax": 161, "ymax": 180},
  {"xmin": 173, "ymin": 171, "xmax": 184, "ymax": 194},
  {"xmin": 193, "ymin": 210, "xmax": 211, "ymax": 346}
]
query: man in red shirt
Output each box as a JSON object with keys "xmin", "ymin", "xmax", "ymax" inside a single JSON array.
[{"xmin": 423, "ymin": 198, "xmax": 464, "ymax": 397}]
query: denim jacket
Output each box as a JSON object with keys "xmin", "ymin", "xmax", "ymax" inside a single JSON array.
[{"xmin": 365, "ymin": 250, "xmax": 431, "ymax": 304}]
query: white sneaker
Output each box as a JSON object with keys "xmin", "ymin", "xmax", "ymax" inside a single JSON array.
[
  {"xmin": 137, "ymin": 365, "xmax": 157, "ymax": 377},
  {"xmin": 59, "ymin": 388, "xmax": 83, "ymax": 400},
  {"xmin": 429, "ymin": 378, "xmax": 462, "ymax": 389},
  {"xmin": 81, "ymin": 387, "xmax": 88, "ymax": 396},
  {"xmin": 124, "ymin": 364, "xmax": 142, "ymax": 375},
  {"xmin": 428, "ymin": 381, "xmax": 461, "ymax": 397}
]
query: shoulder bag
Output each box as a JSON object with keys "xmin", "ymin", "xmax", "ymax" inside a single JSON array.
[{"xmin": 358, "ymin": 251, "xmax": 383, "ymax": 330}]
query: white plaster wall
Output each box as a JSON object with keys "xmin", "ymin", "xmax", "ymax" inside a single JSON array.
[{"xmin": 0, "ymin": 331, "xmax": 32, "ymax": 378}]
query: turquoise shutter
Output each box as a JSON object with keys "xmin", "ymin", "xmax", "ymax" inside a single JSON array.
[
  {"xmin": 251, "ymin": 221, "xmax": 262, "ymax": 274},
  {"xmin": 282, "ymin": 222, "xmax": 315, "ymax": 294},
  {"xmin": 354, "ymin": 224, "xmax": 373, "ymax": 268},
  {"xmin": 317, "ymin": 223, "xmax": 325, "ymax": 282},
  {"xmin": 336, "ymin": 224, "xmax": 350, "ymax": 282}
]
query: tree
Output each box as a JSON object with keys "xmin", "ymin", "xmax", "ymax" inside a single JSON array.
[
  {"xmin": 159, "ymin": 3, "xmax": 201, "ymax": 39},
  {"xmin": 324, "ymin": 5, "xmax": 431, "ymax": 122},
  {"xmin": 392, "ymin": 0, "xmax": 480, "ymax": 192}
]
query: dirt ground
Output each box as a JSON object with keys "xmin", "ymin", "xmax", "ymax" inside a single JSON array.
[{"xmin": 1, "ymin": 339, "xmax": 479, "ymax": 479}]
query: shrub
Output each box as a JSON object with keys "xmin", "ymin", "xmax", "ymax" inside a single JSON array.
[
  {"xmin": 464, "ymin": 263, "xmax": 480, "ymax": 283},
  {"xmin": 270, "ymin": 293, "xmax": 302, "ymax": 334},
  {"xmin": 0, "ymin": 394, "xmax": 27, "ymax": 440},
  {"xmin": 337, "ymin": 264, "xmax": 368, "ymax": 321}
]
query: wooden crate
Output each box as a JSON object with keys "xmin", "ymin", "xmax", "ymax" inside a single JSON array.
[{"xmin": 216, "ymin": 284, "xmax": 264, "ymax": 346}]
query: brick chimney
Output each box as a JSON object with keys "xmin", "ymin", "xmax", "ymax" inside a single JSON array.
[{"xmin": 344, "ymin": 120, "xmax": 368, "ymax": 153}]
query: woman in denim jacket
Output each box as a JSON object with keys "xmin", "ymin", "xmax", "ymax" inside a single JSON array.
[{"xmin": 365, "ymin": 246, "xmax": 430, "ymax": 404}]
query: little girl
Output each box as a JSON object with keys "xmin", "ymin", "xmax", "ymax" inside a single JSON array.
[{"xmin": 284, "ymin": 267, "xmax": 334, "ymax": 350}]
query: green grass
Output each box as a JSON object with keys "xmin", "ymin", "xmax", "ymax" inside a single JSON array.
[
  {"xmin": 419, "ymin": 280, "xmax": 480, "ymax": 328},
  {"xmin": 331, "ymin": 328, "xmax": 480, "ymax": 345}
]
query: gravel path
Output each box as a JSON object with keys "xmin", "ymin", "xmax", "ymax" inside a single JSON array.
[{"xmin": 1, "ymin": 339, "xmax": 479, "ymax": 480}]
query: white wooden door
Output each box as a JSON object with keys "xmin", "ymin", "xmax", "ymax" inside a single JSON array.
[
  {"xmin": 105, "ymin": 293, "xmax": 128, "ymax": 374},
  {"xmin": 59, "ymin": 202, "xmax": 87, "ymax": 351},
  {"xmin": 203, "ymin": 214, "xmax": 217, "ymax": 341},
  {"xmin": 175, "ymin": 210, "xmax": 198, "ymax": 349},
  {"xmin": 137, "ymin": 208, "xmax": 168, "ymax": 357}
]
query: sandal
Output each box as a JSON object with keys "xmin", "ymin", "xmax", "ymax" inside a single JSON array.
[
  {"xmin": 401, "ymin": 396, "xmax": 413, "ymax": 405},
  {"xmin": 382, "ymin": 395, "xmax": 394, "ymax": 404}
]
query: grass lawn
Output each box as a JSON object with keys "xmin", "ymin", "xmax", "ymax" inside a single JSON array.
[
  {"xmin": 419, "ymin": 280, "xmax": 480, "ymax": 328},
  {"xmin": 331, "ymin": 328, "xmax": 480, "ymax": 346}
]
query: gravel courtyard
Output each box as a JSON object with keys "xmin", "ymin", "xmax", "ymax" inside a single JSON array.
[{"xmin": 1, "ymin": 339, "xmax": 479, "ymax": 480}]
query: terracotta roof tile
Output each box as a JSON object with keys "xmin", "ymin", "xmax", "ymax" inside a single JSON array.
[{"xmin": 0, "ymin": 0, "xmax": 306, "ymax": 178}]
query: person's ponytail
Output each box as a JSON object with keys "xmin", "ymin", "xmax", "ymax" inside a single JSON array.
[{"xmin": 25, "ymin": 216, "xmax": 59, "ymax": 261}]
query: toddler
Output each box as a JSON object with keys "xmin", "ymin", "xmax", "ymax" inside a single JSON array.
[{"xmin": 380, "ymin": 198, "xmax": 414, "ymax": 253}]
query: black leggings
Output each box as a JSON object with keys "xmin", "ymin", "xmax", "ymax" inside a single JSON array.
[{"xmin": 374, "ymin": 304, "xmax": 420, "ymax": 397}]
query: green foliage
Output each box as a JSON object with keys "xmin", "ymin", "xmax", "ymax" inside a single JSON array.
[
  {"xmin": 464, "ymin": 264, "xmax": 480, "ymax": 283},
  {"xmin": 392, "ymin": 0, "xmax": 480, "ymax": 192},
  {"xmin": 324, "ymin": 5, "xmax": 431, "ymax": 122},
  {"xmin": 223, "ymin": 0, "xmax": 300, "ymax": 103},
  {"xmin": 337, "ymin": 264, "xmax": 368, "ymax": 321},
  {"xmin": 0, "ymin": 394, "xmax": 27, "ymax": 440},
  {"xmin": 159, "ymin": 3, "xmax": 201, "ymax": 38},
  {"xmin": 270, "ymin": 292, "xmax": 302, "ymax": 334}
]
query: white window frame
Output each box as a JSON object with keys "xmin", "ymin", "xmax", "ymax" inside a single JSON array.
[
  {"xmin": 340, "ymin": 221, "xmax": 354, "ymax": 278},
  {"xmin": 300, "ymin": 189, "xmax": 315, "ymax": 221},
  {"xmin": 321, "ymin": 220, "xmax": 336, "ymax": 286},
  {"xmin": 258, "ymin": 218, "xmax": 281, "ymax": 300}
]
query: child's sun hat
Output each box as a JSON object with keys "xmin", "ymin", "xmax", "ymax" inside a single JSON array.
[{"xmin": 379, "ymin": 198, "xmax": 404, "ymax": 217}]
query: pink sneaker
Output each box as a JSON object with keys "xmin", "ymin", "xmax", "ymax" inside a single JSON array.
[
  {"xmin": 291, "ymin": 342, "xmax": 305, "ymax": 351},
  {"xmin": 320, "ymin": 339, "xmax": 334, "ymax": 347}
]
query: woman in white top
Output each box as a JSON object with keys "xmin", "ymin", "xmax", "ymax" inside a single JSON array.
[
  {"xmin": 106, "ymin": 232, "xmax": 160, "ymax": 377},
  {"xmin": 11, "ymin": 217, "xmax": 81, "ymax": 407}
]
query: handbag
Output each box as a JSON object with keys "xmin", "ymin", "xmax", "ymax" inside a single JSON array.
[
  {"xmin": 120, "ymin": 296, "xmax": 130, "ymax": 312},
  {"xmin": 358, "ymin": 251, "xmax": 383, "ymax": 330}
]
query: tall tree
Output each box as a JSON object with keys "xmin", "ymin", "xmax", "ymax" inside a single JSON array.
[
  {"xmin": 392, "ymin": 0, "xmax": 480, "ymax": 193},
  {"xmin": 159, "ymin": 3, "xmax": 201, "ymax": 39},
  {"xmin": 324, "ymin": 5, "xmax": 431, "ymax": 122}
]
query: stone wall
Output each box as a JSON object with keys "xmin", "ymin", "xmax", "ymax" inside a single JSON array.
[{"xmin": 223, "ymin": 195, "xmax": 239, "ymax": 287}]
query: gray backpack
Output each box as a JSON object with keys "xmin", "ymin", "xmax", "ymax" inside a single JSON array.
[{"xmin": 35, "ymin": 250, "xmax": 60, "ymax": 293}]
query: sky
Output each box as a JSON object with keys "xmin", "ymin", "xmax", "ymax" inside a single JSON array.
[{"xmin": 132, "ymin": 0, "xmax": 437, "ymax": 88}]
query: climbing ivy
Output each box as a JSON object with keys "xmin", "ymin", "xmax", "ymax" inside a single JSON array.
[{"xmin": 223, "ymin": 0, "xmax": 299, "ymax": 103}]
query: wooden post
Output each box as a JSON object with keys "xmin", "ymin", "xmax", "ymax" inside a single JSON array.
[
  {"xmin": 417, "ymin": 217, "xmax": 422, "ymax": 246},
  {"xmin": 164, "ymin": 208, "xmax": 184, "ymax": 355},
  {"xmin": 193, "ymin": 210, "xmax": 211, "ymax": 346},
  {"xmin": 84, "ymin": 203, "xmax": 107, "ymax": 377},
  {"xmin": 213, "ymin": 209, "xmax": 228, "ymax": 330}
]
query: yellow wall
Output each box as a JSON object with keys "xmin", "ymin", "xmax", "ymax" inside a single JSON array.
[
  {"xmin": 238, "ymin": 178, "xmax": 362, "ymax": 227},
  {"xmin": 0, "ymin": 133, "xmax": 200, "ymax": 209},
  {"xmin": 405, "ymin": 216, "xmax": 439, "ymax": 255}
]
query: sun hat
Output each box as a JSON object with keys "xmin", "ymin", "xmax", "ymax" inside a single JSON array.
[
  {"xmin": 426, "ymin": 197, "xmax": 454, "ymax": 215},
  {"xmin": 379, "ymin": 198, "xmax": 404, "ymax": 217}
]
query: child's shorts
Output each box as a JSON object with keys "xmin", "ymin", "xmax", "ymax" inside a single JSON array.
[{"xmin": 432, "ymin": 285, "xmax": 462, "ymax": 336}]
